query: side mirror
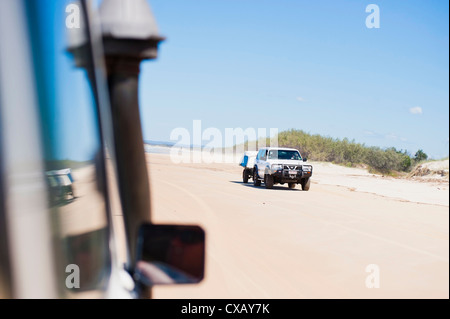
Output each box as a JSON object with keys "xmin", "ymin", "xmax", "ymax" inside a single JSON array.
[
  {"xmin": 134, "ymin": 224, "xmax": 205, "ymax": 286},
  {"xmin": 303, "ymin": 158, "xmax": 308, "ymax": 162}
]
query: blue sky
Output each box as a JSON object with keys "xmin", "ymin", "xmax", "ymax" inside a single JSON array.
[
  {"xmin": 32, "ymin": 0, "xmax": 100, "ymax": 161},
  {"xmin": 137, "ymin": 0, "xmax": 449, "ymax": 158}
]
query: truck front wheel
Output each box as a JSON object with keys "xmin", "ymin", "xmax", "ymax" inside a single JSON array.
[
  {"xmin": 301, "ymin": 178, "xmax": 311, "ymax": 191},
  {"xmin": 265, "ymin": 175, "xmax": 274, "ymax": 189}
]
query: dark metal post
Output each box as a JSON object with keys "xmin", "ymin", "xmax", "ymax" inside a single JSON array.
[
  {"xmin": 98, "ymin": 0, "xmax": 164, "ymax": 270},
  {"xmin": 68, "ymin": 0, "xmax": 164, "ymax": 298}
]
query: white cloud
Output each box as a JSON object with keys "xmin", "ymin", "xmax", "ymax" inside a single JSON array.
[
  {"xmin": 385, "ymin": 133, "xmax": 398, "ymax": 140},
  {"xmin": 363, "ymin": 130, "xmax": 376, "ymax": 136},
  {"xmin": 409, "ymin": 106, "xmax": 423, "ymax": 115},
  {"xmin": 385, "ymin": 133, "xmax": 407, "ymax": 142},
  {"xmin": 296, "ymin": 97, "xmax": 305, "ymax": 102},
  {"xmin": 364, "ymin": 130, "xmax": 408, "ymax": 142}
]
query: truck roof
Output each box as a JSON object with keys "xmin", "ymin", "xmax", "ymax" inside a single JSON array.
[{"xmin": 258, "ymin": 147, "xmax": 299, "ymax": 151}]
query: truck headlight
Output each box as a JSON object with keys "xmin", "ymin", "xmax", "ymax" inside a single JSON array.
[
  {"xmin": 302, "ymin": 165, "xmax": 312, "ymax": 172},
  {"xmin": 271, "ymin": 164, "xmax": 283, "ymax": 171}
]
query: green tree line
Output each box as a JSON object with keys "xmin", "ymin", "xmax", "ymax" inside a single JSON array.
[{"xmin": 269, "ymin": 129, "xmax": 427, "ymax": 174}]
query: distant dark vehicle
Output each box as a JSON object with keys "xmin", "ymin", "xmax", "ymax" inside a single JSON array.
[{"xmin": 46, "ymin": 169, "xmax": 75, "ymax": 203}]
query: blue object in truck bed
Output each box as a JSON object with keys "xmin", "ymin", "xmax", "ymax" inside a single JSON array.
[{"xmin": 239, "ymin": 151, "xmax": 258, "ymax": 168}]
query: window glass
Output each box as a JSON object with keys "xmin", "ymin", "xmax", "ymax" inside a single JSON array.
[
  {"xmin": 260, "ymin": 150, "xmax": 267, "ymax": 161},
  {"xmin": 259, "ymin": 150, "xmax": 264, "ymax": 160},
  {"xmin": 0, "ymin": 101, "xmax": 12, "ymax": 299},
  {"xmin": 25, "ymin": 0, "xmax": 111, "ymax": 293},
  {"xmin": 268, "ymin": 150, "xmax": 302, "ymax": 160}
]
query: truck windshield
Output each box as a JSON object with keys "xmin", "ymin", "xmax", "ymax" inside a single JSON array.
[{"xmin": 268, "ymin": 150, "xmax": 302, "ymax": 160}]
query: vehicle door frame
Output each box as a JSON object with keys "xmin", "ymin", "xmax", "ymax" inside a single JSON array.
[{"xmin": 257, "ymin": 149, "xmax": 268, "ymax": 178}]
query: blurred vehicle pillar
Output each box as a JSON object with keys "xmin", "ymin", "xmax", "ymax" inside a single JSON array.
[{"xmin": 98, "ymin": 0, "xmax": 165, "ymax": 268}]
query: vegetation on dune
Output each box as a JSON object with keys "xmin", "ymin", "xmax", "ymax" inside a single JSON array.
[
  {"xmin": 259, "ymin": 129, "xmax": 429, "ymax": 174},
  {"xmin": 414, "ymin": 149, "xmax": 428, "ymax": 162},
  {"xmin": 45, "ymin": 159, "xmax": 91, "ymax": 170}
]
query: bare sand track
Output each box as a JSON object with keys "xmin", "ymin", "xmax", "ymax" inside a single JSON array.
[{"xmin": 141, "ymin": 154, "xmax": 449, "ymax": 298}]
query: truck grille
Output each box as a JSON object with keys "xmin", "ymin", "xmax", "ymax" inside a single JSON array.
[{"xmin": 283, "ymin": 165, "xmax": 300, "ymax": 170}]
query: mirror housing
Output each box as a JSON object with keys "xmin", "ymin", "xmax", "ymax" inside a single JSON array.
[
  {"xmin": 134, "ymin": 224, "xmax": 205, "ymax": 286},
  {"xmin": 303, "ymin": 158, "xmax": 308, "ymax": 162}
]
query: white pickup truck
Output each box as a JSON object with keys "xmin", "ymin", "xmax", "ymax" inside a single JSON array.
[{"xmin": 251, "ymin": 147, "xmax": 313, "ymax": 190}]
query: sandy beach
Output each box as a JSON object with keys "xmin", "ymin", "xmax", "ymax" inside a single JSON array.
[{"xmin": 115, "ymin": 152, "xmax": 449, "ymax": 298}]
